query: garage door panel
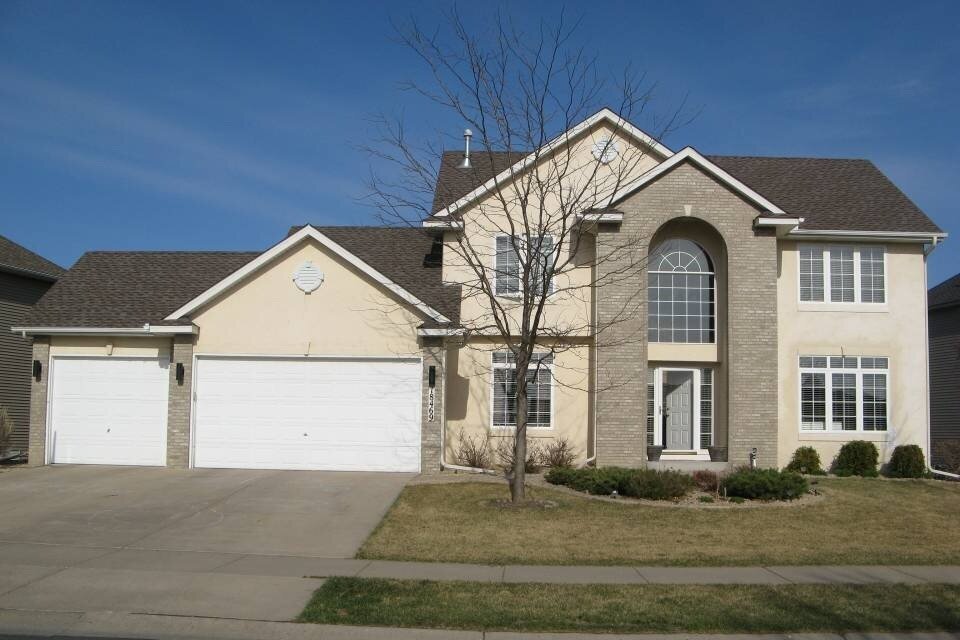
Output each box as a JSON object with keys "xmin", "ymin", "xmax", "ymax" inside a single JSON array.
[
  {"xmin": 193, "ymin": 357, "xmax": 421, "ymax": 471},
  {"xmin": 49, "ymin": 357, "xmax": 169, "ymax": 466}
]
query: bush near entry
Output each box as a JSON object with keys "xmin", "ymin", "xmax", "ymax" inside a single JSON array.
[
  {"xmin": 885, "ymin": 444, "xmax": 926, "ymax": 478},
  {"xmin": 544, "ymin": 467, "xmax": 694, "ymax": 500},
  {"xmin": 834, "ymin": 441, "xmax": 880, "ymax": 477},
  {"xmin": 721, "ymin": 467, "xmax": 809, "ymax": 501},
  {"xmin": 785, "ymin": 446, "xmax": 826, "ymax": 475}
]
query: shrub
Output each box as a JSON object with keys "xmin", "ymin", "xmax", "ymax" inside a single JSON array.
[
  {"xmin": 544, "ymin": 466, "xmax": 693, "ymax": 500},
  {"xmin": 454, "ymin": 429, "xmax": 491, "ymax": 469},
  {"xmin": 885, "ymin": 444, "xmax": 926, "ymax": 478},
  {"xmin": 834, "ymin": 440, "xmax": 879, "ymax": 477},
  {"xmin": 729, "ymin": 496, "xmax": 746, "ymax": 504},
  {"xmin": 494, "ymin": 437, "xmax": 542, "ymax": 474},
  {"xmin": 721, "ymin": 466, "xmax": 808, "ymax": 501},
  {"xmin": 932, "ymin": 440, "xmax": 960, "ymax": 475},
  {"xmin": 692, "ymin": 470, "xmax": 719, "ymax": 492},
  {"xmin": 538, "ymin": 438, "xmax": 578, "ymax": 469},
  {"xmin": 698, "ymin": 495, "xmax": 714, "ymax": 503},
  {"xmin": 785, "ymin": 446, "xmax": 826, "ymax": 475}
]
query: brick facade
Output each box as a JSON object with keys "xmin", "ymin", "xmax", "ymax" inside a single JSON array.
[
  {"xmin": 166, "ymin": 335, "xmax": 193, "ymax": 468},
  {"xmin": 420, "ymin": 337, "xmax": 444, "ymax": 472},
  {"xmin": 27, "ymin": 337, "xmax": 49, "ymax": 466},
  {"xmin": 596, "ymin": 162, "xmax": 780, "ymax": 468}
]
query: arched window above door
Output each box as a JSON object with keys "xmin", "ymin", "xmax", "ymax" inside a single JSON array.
[{"xmin": 648, "ymin": 239, "xmax": 715, "ymax": 344}]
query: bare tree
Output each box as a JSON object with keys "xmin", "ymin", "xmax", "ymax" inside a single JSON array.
[{"xmin": 366, "ymin": 9, "xmax": 686, "ymax": 503}]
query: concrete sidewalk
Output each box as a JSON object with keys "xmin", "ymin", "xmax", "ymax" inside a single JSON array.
[{"xmin": 0, "ymin": 610, "xmax": 958, "ymax": 640}]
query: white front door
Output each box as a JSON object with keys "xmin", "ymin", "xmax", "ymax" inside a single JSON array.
[
  {"xmin": 48, "ymin": 357, "xmax": 169, "ymax": 465},
  {"xmin": 663, "ymin": 370, "xmax": 693, "ymax": 449},
  {"xmin": 192, "ymin": 357, "xmax": 422, "ymax": 471}
]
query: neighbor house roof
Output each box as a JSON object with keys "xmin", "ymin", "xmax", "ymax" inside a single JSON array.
[
  {"xmin": 23, "ymin": 226, "xmax": 459, "ymax": 330},
  {"xmin": 0, "ymin": 234, "xmax": 64, "ymax": 281},
  {"xmin": 930, "ymin": 273, "xmax": 960, "ymax": 310},
  {"xmin": 429, "ymin": 151, "xmax": 942, "ymax": 234}
]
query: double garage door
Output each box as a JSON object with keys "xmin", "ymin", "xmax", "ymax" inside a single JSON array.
[{"xmin": 47, "ymin": 356, "xmax": 421, "ymax": 471}]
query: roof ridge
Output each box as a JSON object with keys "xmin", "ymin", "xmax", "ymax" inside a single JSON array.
[
  {"xmin": 81, "ymin": 250, "xmax": 263, "ymax": 256},
  {"xmin": 707, "ymin": 154, "xmax": 870, "ymax": 162}
]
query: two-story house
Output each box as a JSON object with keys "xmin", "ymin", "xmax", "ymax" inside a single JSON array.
[{"xmin": 15, "ymin": 109, "xmax": 944, "ymax": 472}]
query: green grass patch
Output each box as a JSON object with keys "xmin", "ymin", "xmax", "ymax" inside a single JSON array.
[
  {"xmin": 300, "ymin": 578, "xmax": 960, "ymax": 633},
  {"xmin": 359, "ymin": 478, "xmax": 960, "ymax": 565}
]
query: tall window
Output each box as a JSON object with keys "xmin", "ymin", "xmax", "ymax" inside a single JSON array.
[
  {"xmin": 799, "ymin": 355, "xmax": 888, "ymax": 432},
  {"xmin": 491, "ymin": 352, "xmax": 553, "ymax": 428},
  {"xmin": 648, "ymin": 239, "xmax": 715, "ymax": 344},
  {"xmin": 799, "ymin": 245, "xmax": 885, "ymax": 304},
  {"xmin": 494, "ymin": 235, "xmax": 555, "ymax": 297}
]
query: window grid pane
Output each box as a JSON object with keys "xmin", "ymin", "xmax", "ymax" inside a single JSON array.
[
  {"xmin": 495, "ymin": 236, "xmax": 519, "ymax": 295},
  {"xmin": 830, "ymin": 247, "xmax": 855, "ymax": 302},
  {"xmin": 646, "ymin": 370, "xmax": 655, "ymax": 446},
  {"xmin": 492, "ymin": 353, "xmax": 552, "ymax": 428},
  {"xmin": 862, "ymin": 373, "xmax": 888, "ymax": 431},
  {"xmin": 800, "ymin": 246, "xmax": 825, "ymax": 302},
  {"xmin": 801, "ymin": 372, "xmax": 826, "ymax": 430},
  {"xmin": 831, "ymin": 373, "xmax": 857, "ymax": 431},
  {"xmin": 860, "ymin": 247, "xmax": 885, "ymax": 304},
  {"xmin": 648, "ymin": 271, "xmax": 715, "ymax": 344}
]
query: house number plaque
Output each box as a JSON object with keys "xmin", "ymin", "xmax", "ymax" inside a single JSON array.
[{"xmin": 427, "ymin": 388, "xmax": 436, "ymax": 422}]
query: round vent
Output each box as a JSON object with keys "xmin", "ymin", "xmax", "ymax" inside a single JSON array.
[{"xmin": 293, "ymin": 261, "xmax": 325, "ymax": 293}]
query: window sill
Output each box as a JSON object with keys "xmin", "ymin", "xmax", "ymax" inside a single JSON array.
[
  {"xmin": 798, "ymin": 431, "xmax": 890, "ymax": 442},
  {"xmin": 797, "ymin": 303, "xmax": 888, "ymax": 314}
]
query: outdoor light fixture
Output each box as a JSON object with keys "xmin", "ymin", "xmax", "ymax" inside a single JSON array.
[
  {"xmin": 428, "ymin": 366, "xmax": 436, "ymax": 388},
  {"xmin": 749, "ymin": 447, "xmax": 758, "ymax": 469},
  {"xmin": 32, "ymin": 360, "xmax": 42, "ymax": 382},
  {"xmin": 176, "ymin": 363, "xmax": 185, "ymax": 385}
]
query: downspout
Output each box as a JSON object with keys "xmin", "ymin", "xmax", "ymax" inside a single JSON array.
[
  {"xmin": 923, "ymin": 239, "xmax": 960, "ymax": 480},
  {"xmin": 584, "ymin": 230, "xmax": 599, "ymax": 467},
  {"xmin": 438, "ymin": 340, "xmax": 496, "ymax": 474}
]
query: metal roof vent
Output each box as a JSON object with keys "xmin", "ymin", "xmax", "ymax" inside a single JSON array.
[{"xmin": 458, "ymin": 129, "xmax": 473, "ymax": 169}]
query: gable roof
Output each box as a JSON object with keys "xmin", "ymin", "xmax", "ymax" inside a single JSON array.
[
  {"xmin": 166, "ymin": 225, "xmax": 453, "ymax": 324},
  {"xmin": 0, "ymin": 234, "xmax": 64, "ymax": 281},
  {"xmin": 606, "ymin": 147, "xmax": 786, "ymax": 214},
  {"xmin": 930, "ymin": 273, "xmax": 960, "ymax": 310},
  {"xmin": 708, "ymin": 156, "xmax": 942, "ymax": 234},
  {"xmin": 430, "ymin": 108, "xmax": 673, "ymax": 218},
  {"xmin": 21, "ymin": 226, "xmax": 459, "ymax": 332},
  {"xmin": 24, "ymin": 251, "xmax": 259, "ymax": 329},
  {"xmin": 430, "ymin": 149, "xmax": 942, "ymax": 235}
]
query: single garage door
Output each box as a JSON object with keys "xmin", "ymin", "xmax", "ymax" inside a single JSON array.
[
  {"xmin": 193, "ymin": 357, "xmax": 421, "ymax": 471},
  {"xmin": 48, "ymin": 357, "xmax": 169, "ymax": 466}
]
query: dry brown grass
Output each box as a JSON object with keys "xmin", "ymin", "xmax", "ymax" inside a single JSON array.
[{"xmin": 359, "ymin": 477, "xmax": 960, "ymax": 566}]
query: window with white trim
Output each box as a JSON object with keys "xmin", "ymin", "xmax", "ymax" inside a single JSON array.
[
  {"xmin": 494, "ymin": 235, "xmax": 555, "ymax": 297},
  {"xmin": 648, "ymin": 239, "xmax": 715, "ymax": 343},
  {"xmin": 798, "ymin": 244, "xmax": 885, "ymax": 304},
  {"xmin": 799, "ymin": 355, "xmax": 888, "ymax": 432},
  {"xmin": 492, "ymin": 352, "xmax": 553, "ymax": 428}
]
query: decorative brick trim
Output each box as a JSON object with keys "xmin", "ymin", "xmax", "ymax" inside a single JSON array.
[
  {"xmin": 420, "ymin": 337, "xmax": 444, "ymax": 472},
  {"xmin": 166, "ymin": 335, "xmax": 194, "ymax": 468},
  {"xmin": 27, "ymin": 337, "xmax": 50, "ymax": 466}
]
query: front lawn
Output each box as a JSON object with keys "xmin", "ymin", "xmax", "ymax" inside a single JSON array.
[
  {"xmin": 359, "ymin": 478, "xmax": 960, "ymax": 566},
  {"xmin": 300, "ymin": 578, "xmax": 960, "ymax": 633}
]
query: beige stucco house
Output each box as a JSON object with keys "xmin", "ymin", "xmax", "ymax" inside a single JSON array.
[{"xmin": 14, "ymin": 109, "xmax": 945, "ymax": 473}]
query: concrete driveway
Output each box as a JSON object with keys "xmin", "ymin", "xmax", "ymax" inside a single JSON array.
[{"xmin": 0, "ymin": 465, "xmax": 412, "ymax": 623}]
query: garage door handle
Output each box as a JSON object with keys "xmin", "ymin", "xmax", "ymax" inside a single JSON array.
[{"xmin": 303, "ymin": 433, "xmax": 308, "ymax": 437}]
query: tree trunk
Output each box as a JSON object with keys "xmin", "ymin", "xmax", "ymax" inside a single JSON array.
[{"xmin": 510, "ymin": 353, "xmax": 529, "ymax": 503}]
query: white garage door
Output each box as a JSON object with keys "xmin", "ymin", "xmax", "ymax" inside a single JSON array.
[
  {"xmin": 193, "ymin": 357, "xmax": 421, "ymax": 471},
  {"xmin": 49, "ymin": 357, "xmax": 169, "ymax": 466}
]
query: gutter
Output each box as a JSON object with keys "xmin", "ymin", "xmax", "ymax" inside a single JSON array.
[
  {"xmin": 786, "ymin": 229, "xmax": 947, "ymax": 244},
  {"xmin": 10, "ymin": 324, "xmax": 198, "ymax": 338}
]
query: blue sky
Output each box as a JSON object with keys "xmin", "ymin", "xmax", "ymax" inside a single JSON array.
[{"xmin": 1, "ymin": 0, "xmax": 957, "ymax": 285}]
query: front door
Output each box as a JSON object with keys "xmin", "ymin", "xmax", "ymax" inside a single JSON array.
[{"xmin": 663, "ymin": 370, "xmax": 693, "ymax": 450}]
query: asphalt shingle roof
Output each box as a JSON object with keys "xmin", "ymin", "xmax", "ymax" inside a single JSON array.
[
  {"xmin": 930, "ymin": 273, "xmax": 960, "ymax": 309},
  {"xmin": 26, "ymin": 226, "xmax": 459, "ymax": 329},
  {"xmin": 0, "ymin": 234, "xmax": 64, "ymax": 280},
  {"xmin": 430, "ymin": 150, "xmax": 942, "ymax": 234},
  {"xmin": 25, "ymin": 251, "xmax": 259, "ymax": 328}
]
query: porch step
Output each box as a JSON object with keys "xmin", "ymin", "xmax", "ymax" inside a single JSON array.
[{"xmin": 647, "ymin": 460, "xmax": 729, "ymax": 472}]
